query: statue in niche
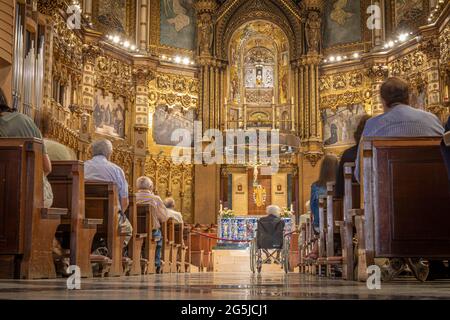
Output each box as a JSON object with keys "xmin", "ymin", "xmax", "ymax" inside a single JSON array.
[
  {"xmin": 306, "ymin": 11, "xmax": 321, "ymax": 54},
  {"xmin": 198, "ymin": 13, "xmax": 213, "ymax": 55}
]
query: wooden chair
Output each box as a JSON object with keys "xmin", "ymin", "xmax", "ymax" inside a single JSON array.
[
  {"xmin": 136, "ymin": 204, "xmax": 157, "ymax": 274},
  {"xmin": 357, "ymin": 137, "xmax": 450, "ymax": 282},
  {"xmin": 0, "ymin": 138, "xmax": 67, "ymax": 279},
  {"xmin": 127, "ymin": 195, "xmax": 147, "ymax": 276},
  {"xmin": 85, "ymin": 182, "xmax": 122, "ymax": 277},
  {"xmin": 48, "ymin": 161, "xmax": 102, "ymax": 278}
]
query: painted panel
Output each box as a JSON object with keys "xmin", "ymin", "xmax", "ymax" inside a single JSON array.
[
  {"xmin": 93, "ymin": 90, "xmax": 126, "ymax": 138},
  {"xmin": 160, "ymin": 0, "xmax": 196, "ymax": 50},
  {"xmin": 96, "ymin": 0, "xmax": 128, "ymax": 34},
  {"xmin": 323, "ymin": 0, "xmax": 362, "ymax": 48},
  {"xmin": 322, "ymin": 104, "xmax": 367, "ymax": 147},
  {"xmin": 152, "ymin": 107, "xmax": 195, "ymax": 146}
]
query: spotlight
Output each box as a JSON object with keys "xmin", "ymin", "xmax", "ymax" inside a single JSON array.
[
  {"xmin": 388, "ymin": 41, "xmax": 394, "ymax": 48},
  {"xmin": 130, "ymin": 45, "xmax": 136, "ymax": 51},
  {"xmin": 398, "ymin": 33, "xmax": 408, "ymax": 42},
  {"xmin": 353, "ymin": 53, "xmax": 360, "ymax": 59},
  {"xmin": 182, "ymin": 57, "xmax": 190, "ymax": 65},
  {"xmin": 336, "ymin": 56, "xmax": 342, "ymax": 62},
  {"xmin": 123, "ymin": 41, "xmax": 130, "ymax": 48},
  {"xmin": 174, "ymin": 56, "xmax": 181, "ymax": 63},
  {"xmin": 113, "ymin": 35, "xmax": 120, "ymax": 44},
  {"xmin": 329, "ymin": 56, "xmax": 335, "ymax": 62}
]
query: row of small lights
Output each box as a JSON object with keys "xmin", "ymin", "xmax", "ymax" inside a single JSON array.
[
  {"xmin": 428, "ymin": 0, "xmax": 446, "ymax": 23},
  {"xmin": 160, "ymin": 54, "xmax": 195, "ymax": 66},
  {"xmin": 323, "ymin": 52, "xmax": 361, "ymax": 64},
  {"xmin": 383, "ymin": 32, "xmax": 413, "ymax": 50},
  {"xmin": 105, "ymin": 34, "xmax": 140, "ymax": 53}
]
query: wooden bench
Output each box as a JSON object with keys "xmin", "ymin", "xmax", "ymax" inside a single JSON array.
[
  {"xmin": 136, "ymin": 204, "xmax": 158, "ymax": 274},
  {"xmin": 189, "ymin": 230, "xmax": 205, "ymax": 272},
  {"xmin": 183, "ymin": 225, "xmax": 192, "ymax": 273},
  {"xmin": 166, "ymin": 219, "xmax": 180, "ymax": 273},
  {"xmin": 127, "ymin": 195, "xmax": 147, "ymax": 276},
  {"xmin": 160, "ymin": 220, "xmax": 173, "ymax": 273},
  {"xmin": 174, "ymin": 223, "xmax": 185, "ymax": 273},
  {"xmin": 85, "ymin": 182, "xmax": 122, "ymax": 277},
  {"xmin": 0, "ymin": 138, "xmax": 67, "ymax": 279},
  {"xmin": 356, "ymin": 137, "xmax": 450, "ymax": 281},
  {"xmin": 48, "ymin": 161, "xmax": 102, "ymax": 278}
]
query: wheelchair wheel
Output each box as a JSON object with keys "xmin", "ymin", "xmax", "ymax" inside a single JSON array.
[
  {"xmin": 257, "ymin": 249, "xmax": 262, "ymax": 274},
  {"xmin": 282, "ymin": 237, "xmax": 290, "ymax": 274}
]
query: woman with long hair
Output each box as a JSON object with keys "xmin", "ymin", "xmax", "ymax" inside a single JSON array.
[{"xmin": 310, "ymin": 155, "xmax": 339, "ymax": 234}]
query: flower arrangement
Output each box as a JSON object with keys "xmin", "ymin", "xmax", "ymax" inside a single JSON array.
[
  {"xmin": 281, "ymin": 207, "xmax": 293, "ymax": 218},
  {"xmin": 220, "ymin": 208, "xmax": 235, "ymax": 219}
]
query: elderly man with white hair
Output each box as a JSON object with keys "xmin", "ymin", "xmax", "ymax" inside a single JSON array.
[
  {"xmin": 84, "ymin": 139, "xmax": 133, "ymax": 251},
  {"xmin": 135, "ymin": 176, "xmax": 169, "ymax": 274},
  {"xmin": 164, "ymin": 198, "xmax": 183, "ymax": 223},
  {"xmin": 260, "ymin": 205, "xmax": 283, "ymax": 264}
]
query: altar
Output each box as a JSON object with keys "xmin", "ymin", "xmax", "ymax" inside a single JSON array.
[{"xmin": 216, "ymin": 215, "xmax": 295, "ymax": 248}]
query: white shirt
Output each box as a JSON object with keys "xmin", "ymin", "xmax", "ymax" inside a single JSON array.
[
  {"xmin": 84, "ymin": 155, "xmax": 129, "ymax": 210},
  {"xmin": 167, "ymin": 208, "xmax": 183, "ymax": 223}
]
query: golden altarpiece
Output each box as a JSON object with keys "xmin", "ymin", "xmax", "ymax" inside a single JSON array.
[{"xmin": 0, "ymin": 0, "xmax": 448, "ymax": 224}]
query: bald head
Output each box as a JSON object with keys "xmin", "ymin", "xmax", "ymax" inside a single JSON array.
[{"xmin": 380, "ymin": 77, "xmax": 410, "ymax": 109}]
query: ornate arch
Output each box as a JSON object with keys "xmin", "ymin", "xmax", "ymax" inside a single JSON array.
[{"xmin": 215, "ymin": 0, "xmax": 305, "ymax": 61}]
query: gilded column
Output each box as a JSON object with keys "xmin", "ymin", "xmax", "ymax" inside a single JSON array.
[
  {"xmin": 366, "ymin": 63, "xmax": 389, "ymax": 115},
  {"xmin": 136, "ymin": 0, "xmax": 149, "ymax": 51},
  {"xmin": 299, "ymin": 1, "xmax": 324, "ymax": 167}
]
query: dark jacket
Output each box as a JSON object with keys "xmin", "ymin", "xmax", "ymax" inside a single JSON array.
[{"xmin": 257, "ymin": 214, "xmax": 285, "ymax": 249}]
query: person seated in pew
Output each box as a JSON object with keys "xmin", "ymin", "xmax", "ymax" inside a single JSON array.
[
  {"xmin": 164, "ymin": 198, "xmax": 183, "ymax": 223},
  {"xmin": 0, "ymin": 88, "xmax": 53, "ymax": 208},
  {"xmin": 335, "ymin": 115, "xmax": 371, "ymax": 199},
  {"xmin": 135, "ymin": 176, "xmax": 169, "ymax": 274},
  {"xmin": 355, "ymin": 77, "xmax": 444, "ymax": 182},
  {"xmin": 354, "ymin": 77, "xmax": 448, "ymax": 279},
  {"xmin": 84, "ymin": 139, "xmax": 133, "ymax": 252},
  {"xmin": 40, "ymin": 112, "xmax": 77, "ymax": 161},
  {"xmin": 310, "ymin": 155, "xmax": 338, "ymax": 234}
]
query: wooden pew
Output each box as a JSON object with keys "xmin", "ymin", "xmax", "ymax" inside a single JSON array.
[
  {"xmin": 183, "ymin": 225, "xmax": 192, "ymax": 272},
  {"xmin": 0, "ymin": 138, "xmax": 67, "ymax": 279},
  {"xmin": 357, "ymin": 137, "xmax": 450, "ymax": 281},
  {"xmin": 174, "ymin": 222, "xmax": 187, "ymax": 273},
  {"xmin": 298, "ymin": 222, "xmax": 307, "ymax": 273},
  {"xmin": 316, "ymin": 196, "xmax": 327, "ymax": 276},
  {"xmin": 127, "ymin": 195, "xmax": 147, "ymax": 276},
  {"xmin": 160, "ymin": 220, "xmax": 173, "ymax": 273},
  {"xmin": 85, "ymin": 182, "xmax": 122, "ymax": 277},
  {"xmin": 189, "ymin": 230, "xmax": 205, "ymax": 272},
  {"xmin": 324, "ymin": 182, "xmax": 345, "ymax": 277},
  {"xmin": 288, "ymin": 232, "xmax": 299, "ymax": 272},
  {"xmin": 48, "ymin": 161, "xmax": 102, "ymax": 278},
  {"xmin": 167, "ymin": 219, "xmax": 179, "ymax": 273},
  {"xmin": 136, "ymin": 204, "xmax": 157, "ymax": 274}
]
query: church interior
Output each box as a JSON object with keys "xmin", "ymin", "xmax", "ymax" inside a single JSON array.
[{"xmin": 0, "ymin": 0, "xmax": 450, "ymax": 301}]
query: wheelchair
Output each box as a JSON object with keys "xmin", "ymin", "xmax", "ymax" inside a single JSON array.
[{"xmin": 250, "ymin": 217, "xmax": 291, "ymax": 274}]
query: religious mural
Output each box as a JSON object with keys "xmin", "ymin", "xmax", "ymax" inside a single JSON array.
[
  {"xmin": 153, "ymin": 106, "xmax": 195, "ymax": 146},
  {"xmin": 96, "ymin": 0, "xmax": 128, "ymax": 35},
  {"xmin": 160, "ymin": 0, "xmax": 196, "ymax": 50},
  {"xmin": 394, "ymin": 0, "xmax": 424, "ymax": 31},
  {"xmin": 323, "ymin": 0, "xmax": 361, "ymax": 48},
  {"xmin": 322, "ymin": 104, "xmax": 367, "ymax": 147},
  {"xmin": 93, "ymin": 90, "xmax": 126, "ymax": 138}
]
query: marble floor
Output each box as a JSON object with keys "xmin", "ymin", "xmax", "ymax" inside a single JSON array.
[{"xmin": 0, "ymin": 272, "xmax": 449, "ymax": 300}]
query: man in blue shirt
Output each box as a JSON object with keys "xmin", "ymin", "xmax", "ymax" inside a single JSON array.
[{"xmin": 355, "ymin": 77, "xmax": 444, "ymax": 181}]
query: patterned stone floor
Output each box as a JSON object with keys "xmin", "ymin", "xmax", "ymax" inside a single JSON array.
[{"xmin": 0, "ymin": 272, "xmax": 449, "ymax": 300}]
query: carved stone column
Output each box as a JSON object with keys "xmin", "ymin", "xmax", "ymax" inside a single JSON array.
[
  {"xmin": 366, "ymin": 63, "xmax": 389, "ymax": 115},
  {"xmin": 420, "ymin": 36, "xmax": 447, "ymax": 120},
  {"xmin": 136, "ymin": 0, "xmax": 149, "ymax": 51},
  {"xmin": 132, "ymin": 66, "xmax": 155, "ymax": 156},
  {"xmin": 298, "ymin": 2, "xmax": 324, "ymax": 167},
  {"xmin": 81, "ymin": 42, "xmax": 101, "ymax": 138}
]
